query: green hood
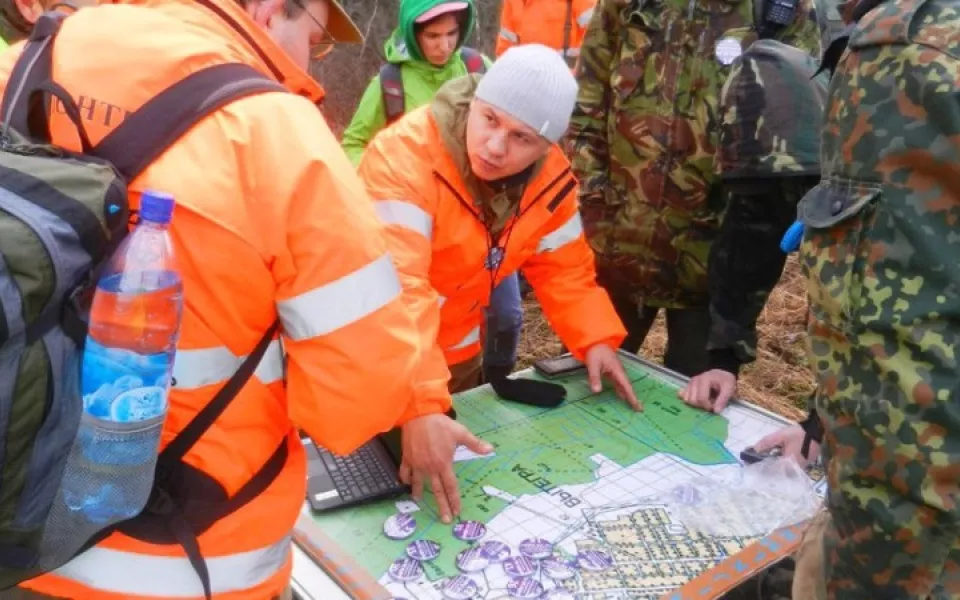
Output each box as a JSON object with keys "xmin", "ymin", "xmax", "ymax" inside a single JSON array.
[{"xmin": 391, "ymin": 0, "xmax": 477, "ymax": 63}]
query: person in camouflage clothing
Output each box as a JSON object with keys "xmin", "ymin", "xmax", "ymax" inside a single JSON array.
[
  {"xmin": 793, "ymin": 0, "xmax": 960, "ymax": 596},
  {"xmin": 567, "ymin": 0, "xmax": 820, "ymax": 376},
  {"xmin": 679, "ymin": 39, "xmax": 827, "ymax": 411}
]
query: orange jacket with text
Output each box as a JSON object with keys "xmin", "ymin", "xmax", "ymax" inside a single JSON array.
[
  {"xmin": 495, "ymin": 0, "xmax": 596, "ymax": 62},
  {"xmin": 0, "ymin": 0, "xmax": 434, "ymax": 597},
  {"xmin": 357, "ymin": 97, "xmax": 625, "ymax": 412}
]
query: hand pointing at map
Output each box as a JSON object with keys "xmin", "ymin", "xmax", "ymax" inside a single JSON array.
[
  {"xmin": 585, "ymin": 344, "xmax": 641, "ymax": 411},
  {"xmin": 400, "ymin": 414, "xmax": 493, "ymax": 523}
]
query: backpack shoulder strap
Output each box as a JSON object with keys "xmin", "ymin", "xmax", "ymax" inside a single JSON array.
[
  {"xmin": 460, "ymin": 47, "xmax": 487, "ymax": 74},
  {"xmin": 91, "ymin": 63, "xmax": 286, "ymax": 182},
  {"xmin": 379, "ymin": 62, "xmax": 405, "ymax": 125},
  {"xmin": 1, "ymin": 12, "xmax": 93, "ymax": 150}
]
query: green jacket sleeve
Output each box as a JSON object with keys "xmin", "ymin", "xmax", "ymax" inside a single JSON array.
[
  {"xmin": 566, "ymin": 0, "xmax": 618, "ymax": 197},
  {"xmin": 341, "ymin": 76, "xmax": 389, "ymax": 168}
]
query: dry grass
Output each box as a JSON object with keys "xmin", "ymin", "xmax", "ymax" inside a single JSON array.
[{"xmin": 516, "ymin": 256, "xmax": 813, "ymax": 420}]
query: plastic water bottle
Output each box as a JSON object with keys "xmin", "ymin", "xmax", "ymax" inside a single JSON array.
[{"xmin": 64, "ymin": 190, "xmax": 183, "ymax": 524}]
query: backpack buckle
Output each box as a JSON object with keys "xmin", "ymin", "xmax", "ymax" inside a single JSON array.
[{"xmin": 146, "ymin": 485, "xmax": 176, "ymax": 517}]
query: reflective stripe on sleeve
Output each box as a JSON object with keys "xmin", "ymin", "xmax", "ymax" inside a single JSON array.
[
  {"xmin": 375, "ymin": 200, "xmax": 433, "ymax": 239},
  {"xmin": 499, "ymin": 28, "xmax": 518, "ymax": 42},
  {"xmin": 536, "ymin": 213, "xmax": 584, "ymax": 253},
  {"xmin": 576, "ymin": 7, "xmax": 594, "ymax": 26},
  {"xmin": 173, "ymin": 340, "xmax": 284, "ymax": 390},
  {"xmin": 52, "ymin": 536, "xmax": 291, "ymax": 597},
  {"xmin": 277, "ymin": 253, "xmax": 402, "ymax": 341},
  {"xmin": 447, "ymin": 326, "xmax": 480, "ymax": 351}
]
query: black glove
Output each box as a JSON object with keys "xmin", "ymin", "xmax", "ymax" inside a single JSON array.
[{"xmin": 484, "ymin": 365, "xmax": 567, "ymax": 408}]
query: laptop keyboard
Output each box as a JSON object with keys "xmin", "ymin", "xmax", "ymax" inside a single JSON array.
[{"xmin": 318, "ymin": 443, "xmax": 401, "ymax": 503}]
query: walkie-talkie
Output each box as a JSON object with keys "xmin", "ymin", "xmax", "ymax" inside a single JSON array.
[{"xmin": 765, "ymin": 0, "xmax": 798, "ymax": 26}]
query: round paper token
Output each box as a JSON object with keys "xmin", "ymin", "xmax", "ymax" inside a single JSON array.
[
  {"xmin": 456, "ymin": 546, "xmax": 489, "ymax": 573},
  {"xmin": 577, "ymin": 549, "xmax": 613, "ymax": 571},
  {"xmin": 715, "ymin": 36, "xmax": 742, "ymax": 65},
  {"xmin": 502, "ymin": 555, "xmax": 536, "ymax": 578},
  {"xmin": 519, "ymin": 537, "xmax": 553, "ymax": 560},
  {"xmin": 543, "ymin": 589, "xmax": 576, "ymax": 600},
  {"xmin": 383, "ymin": 513, "xmax": 417, "ymax": 540},
  {"xmin": 541, "ymin": 558, "xmax": 576, "ymax": 581},
  {"xmin": 442, "ymin": 574, "xmax": 480, "ymax": 600},
  {"xmin": 387, "ymin": 557, "xmax": 423, "ymax": 582},
  {"xmin": 452, "ymin": 520, "xmax": 487, "ymax": 542},
  {"xmin": 479, "ymin": 540, "xmax": 511, "ymax": 562},
  {"xmin": 406, "ymin": 539, "xmax": 441, "ymax": 561},
  {"xmin": 507, "ymin": 577, "xmax": 544, "ymax": 599}
]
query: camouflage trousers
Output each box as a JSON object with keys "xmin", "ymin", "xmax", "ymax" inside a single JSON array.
[{"xmin": 788, "ymin": 507, "xmax": 960, "ymax": 599}]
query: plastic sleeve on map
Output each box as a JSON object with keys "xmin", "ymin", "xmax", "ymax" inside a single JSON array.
[{"xmin": 707, "ymin": 348, "xmax": 743, "ymax": 377}]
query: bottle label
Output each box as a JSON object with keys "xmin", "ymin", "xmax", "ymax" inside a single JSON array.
[{"xmin": 81, "ymin": 338, "xmax": 172, "ymax": 422}]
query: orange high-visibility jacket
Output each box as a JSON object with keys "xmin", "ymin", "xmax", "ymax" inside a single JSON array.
[
  {"xmin": 357, "ymin": 101, "xmax": 626, "ymax": 410},
  {"xmin": 495, "ymin": 0, "xmax": 596, "ymax": 61},
  {"xmin": 0, "ymin": 0, "xmax": 434, "ymax": 597}
]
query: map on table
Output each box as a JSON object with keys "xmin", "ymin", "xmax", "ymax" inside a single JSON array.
[{"xmin": 308, "ymin": 355, "xmax": 824, "ymax": 600}]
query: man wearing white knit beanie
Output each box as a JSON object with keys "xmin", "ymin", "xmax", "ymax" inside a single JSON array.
[{"xmin": 355, "ymin": 43, "xmax": 637, "ymax": 524}]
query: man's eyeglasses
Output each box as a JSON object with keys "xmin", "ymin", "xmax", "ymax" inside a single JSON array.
[{"xmin": 292, "ymin": 0, "xmax": 337, "ymax": 59}]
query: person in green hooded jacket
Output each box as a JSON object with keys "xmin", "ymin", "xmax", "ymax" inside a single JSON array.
[{"xmin": 341, "ymin": 0, "xmax": 490, "ymax": 166}]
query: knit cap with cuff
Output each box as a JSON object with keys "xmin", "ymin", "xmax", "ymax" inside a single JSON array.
[{"xmin": 474, "ymin": 43, "xmax": 578, "ymax": 143}]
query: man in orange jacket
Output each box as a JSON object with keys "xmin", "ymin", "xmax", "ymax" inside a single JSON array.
[
  {"xmin": 359, "ymin": 43, "xmax": 640, "ymax": 524},
  {"xmin": 495, "ymin": 0, "xmax": 595, "ymax": 67},
  {"xmin": 0, "ymin": 0, "xmax": 477, "ymax": 598}
]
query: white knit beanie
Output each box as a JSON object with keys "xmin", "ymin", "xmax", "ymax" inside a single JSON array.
[{"xmin": 474, "ymin": 44, "xmax": 578, "ymax": 143}]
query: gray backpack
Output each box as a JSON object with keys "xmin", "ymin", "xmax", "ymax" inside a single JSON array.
[{"xmin": 0, "ymin": 12, "xmax": 285, "ymax": 592}]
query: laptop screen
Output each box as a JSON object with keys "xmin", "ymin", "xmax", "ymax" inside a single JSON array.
[{"xmin": 378, "ymin": 427, "xmax": 403, "ymax": 465}]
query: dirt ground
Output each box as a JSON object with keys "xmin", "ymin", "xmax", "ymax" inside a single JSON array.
[{"xmin": 516, "ymin": 256, "xmax": 813, "ymax": 420}]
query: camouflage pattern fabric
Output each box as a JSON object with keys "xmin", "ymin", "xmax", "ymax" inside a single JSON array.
[
  {"xmin": 717, "ymin": 39, "xmax": 827, "ymax": 180},
  {"xmin": 799, "ymin": 0, "xmax": 960, "ymax": 596},
  {"xmin": 567, "ymin": 0, "xmax": 821, "ymax": 309},
  {"xmin": 706, "ymin": 176, "xmax": 818, "ymax": 372}
]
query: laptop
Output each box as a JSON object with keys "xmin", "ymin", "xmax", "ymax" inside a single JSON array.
[{"xmin": 304, "ymin": 427, "xmax": 409, "ymax": 512}]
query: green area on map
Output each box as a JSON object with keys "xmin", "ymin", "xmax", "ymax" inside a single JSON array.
[{"xmin": 310, "ymin": 358, "xmax": 736, "ymax": 582}]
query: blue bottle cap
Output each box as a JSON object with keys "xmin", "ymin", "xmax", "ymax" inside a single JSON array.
[{"xmin": 139, "ymin": 190, "xmax": 175, "ymax": 225}]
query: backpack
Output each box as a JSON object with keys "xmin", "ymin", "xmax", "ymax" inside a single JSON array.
[
  {"xmin": 0, "ymin": 12, "xmax": 285, "ymax": 597},
  {"xmin": 380, "ymin": 46, "xmax": 487, "ymax": 125}
]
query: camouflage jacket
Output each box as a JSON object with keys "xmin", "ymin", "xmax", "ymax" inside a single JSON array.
[
  {"xmin": 705, "ymin": 39, "xmax": 826, "ymax": 373},
  {"xmin": 800, "ymin": 0, "xmax": 960, "ymax": 595},
  {"xmin": 568, "ymin": 0, "xmax": 820, "ymax": 308}
]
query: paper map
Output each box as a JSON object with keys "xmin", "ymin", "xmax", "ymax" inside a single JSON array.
[{"xmin": 308, "ymin": 355, "xmax": 824, "ymax": 599}]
